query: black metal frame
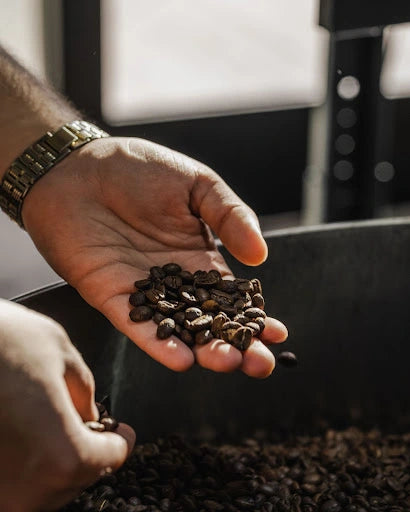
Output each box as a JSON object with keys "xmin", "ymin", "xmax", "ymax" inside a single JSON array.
[{"xmin": 62, "ymin": 0, "xmax": 410, "ymax": 222}]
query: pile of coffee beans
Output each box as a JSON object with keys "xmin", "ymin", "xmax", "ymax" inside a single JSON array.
[
  {"xmin": 61, "ymin": 427, "xmax": 410, "ymax": 512},
  {"xmin": 128, "ymin": 263, "xmax": 269, "ymax": 351},
  {"xmin": 85, "ymin": 401, "xmax": 119, "ymax": 433}
]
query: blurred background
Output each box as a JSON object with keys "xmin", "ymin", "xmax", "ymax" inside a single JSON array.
[{"xmin": 1, "ymin": 0, "xmax": 410, "ymax": 299}]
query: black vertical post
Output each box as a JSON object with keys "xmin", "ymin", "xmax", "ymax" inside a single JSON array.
[
  {"xmin": 63, "ymin": 0, "xmax": 104, "ymax": 125},
  {"xmin": 304, "ymin": 0, "xmax": 410, "ymax": 223}
]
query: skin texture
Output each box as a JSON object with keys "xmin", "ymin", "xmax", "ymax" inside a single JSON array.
[
  {"xmin": 0, "ymin": 299, "xmax": 135, "ymax": 512},
  {"xmin": 22, "ymin": 137, "xmax": 288, "ymax": 377}
]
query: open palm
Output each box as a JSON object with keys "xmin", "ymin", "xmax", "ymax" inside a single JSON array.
[{"xmin": 23, "ymin": 137, "xmax": 287, "ymax": 377}]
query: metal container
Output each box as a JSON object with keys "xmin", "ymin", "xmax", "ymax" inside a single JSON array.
[{"xmin": 15, "ymin": 219, "xmax": 410, "ymax": 441}]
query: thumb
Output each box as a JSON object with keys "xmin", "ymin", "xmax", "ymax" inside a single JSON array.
[
  {"xmin": 193, "ymin": 172, "xmax": 268, "ymax": 265},
  {"xmin": 79, "ymin": 422, "xmax": 136, "ymax": 479}
]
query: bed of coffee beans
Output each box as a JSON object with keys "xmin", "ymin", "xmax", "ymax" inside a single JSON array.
[
  {"xmin": 60, "ymin": 426, "xmax": 410, "ymax": 512},
  {"xmin": 129, "ymin": 263, "xmax": 269, "ymax": 351}
]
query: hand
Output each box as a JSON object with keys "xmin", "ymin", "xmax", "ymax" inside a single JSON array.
[
  {"xmin": 0, "ymin": 299, "xmax": 135, "ymax": 512},
  {"xmin": 22, "ymin": 137, "xmax": 288, "ymax": 378}
]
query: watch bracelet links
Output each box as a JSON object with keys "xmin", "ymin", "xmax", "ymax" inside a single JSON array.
[{"xmin": 0, "ymin": 120, "xmax": 110, "ymax": 228}]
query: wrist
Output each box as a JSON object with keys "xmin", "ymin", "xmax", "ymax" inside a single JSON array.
[{"xmin": 0, "ymin": 121, "xmax": 109, "ymax": 228}]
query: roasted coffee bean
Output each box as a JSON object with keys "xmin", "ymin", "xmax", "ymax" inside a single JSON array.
[
  {"xmin": 129, "ymin": 306, "xmax": 154, "ymax": 322},
  {"xmin": 252, "ymin": 293, "xmax": 265, "ymax": 309},
  {"xmin": 277, "ymin": 351, "xmax": 298, "ymax": 367},
  {"xmin": 186, "ymin": 314, "xmax": 213, "ymax": 332},
  {"xmin": 216, "ymin": 279, "xmax": 238, "ymax": 294},
  {"xmin": 180, "ymin": 329, "xmax": 194, "ymax": 346},
  {"xmin": 162, "ymin": 263, "xmax": 182, "ymax": 275},
  {"xmin": 231, "ymin": 326, "xmax": 252, "ymax": 351},
  {"xmin": 194, "ymin": 272, "xmax": 220, "ymax": 288},
  {"xmin": 157, "ymin": 300, "xmax": 182, "ymax": 315},
  {"xmin": 100, "ymin": 416, "xmax": 119, "ymax": 432},
  {"xmin": 145, "ymin": 288, "xmax": 166, "ymax": 304},
  {"xmin": 157, "ymin": 318, "xmax": 176, "ymax": 339},
  {"xmin": 129, "ymin": 291, "xmax": 146, "ymax": 307},
  {"xmin": 195, "ymin": 329, "xmax": 214, "ymax": 345},
  {"xmin": 172, "ymin": 310, "xmax": 186, "ymax": 325},
  {"xmin": 233, "ymin": 313, "xmax": 247, "ymax": 325},
  {"xmin": 164, "ymin": 275, "xmax": 182, "ymax": 290},
  {"xmin": 210, "ymin": 289, "xmax": 234, "ymax": 306},
  {"xmin": 153, "ymin": 311, "xmax": 167, "ymax": 325},
  {"xmin": 195, "ymin": 288, "xmax": 211, "ymax": 303},
  {"xmin": 150, "ymin": 266, "xmax": 166, "ymax": 281},
  {"xmin": 253, "ymin": 317, "xmax": 266, "ymax": 333},
  {"xmin": 134, "ymin": 279, "xmax": 153, "ymax": 290},
  {"xmin": 221, "ymin": 321, "xmax": 243, "ymax": 343},
  {"xmin": 201, "ymin": 299, "xmax": 220, "ymax": 313},
  {"xmin": 245, "ymin": 321, "xmax": 261, "ymax": 336},
  {"xmin": 185, "ymin": 307, "xmax": 203, "ymax": 321},
  {"xmin": 236, "ymin": 279, "xmax": 254, "ymax": 293},
  {"xmin": 179, "ymin": 270, "xmax": 195, "ymax": 283},
  {"xmin": 211, "ymin": 313, "xmax": 228, "ymax": 337},
  {"xmin": 244, "ymin": 307, "xmax": 266, "ymax": 319},
  {"xmin": 85, "ymin": 421, "xmax": 105, "ymax": 432}
]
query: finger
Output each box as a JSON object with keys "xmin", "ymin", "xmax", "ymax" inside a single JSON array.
[
  {"xmin": 192, "ymin": 172, "xmax": 268, "ymax": 265},
  {"xmin": 239, "ymin": 339, "xmax": 276, "ymax": 378},
  {"xmin": 64, "ymin": 351, "xmax": 99, "ymax": 421},
  {"xmin": 192, "ymin": 338, "xmax": 243, "ymax": 373},
  {"xmin": 93, "ymin": 291, "xmax": 195, "ymax": 372},
  {"xmin": 259, "ymin": 316, "xmax": 289, "ymax": 345},
  {"xmin": 115, "ymin": 422, "xmax": 136, "ymax": 457}
]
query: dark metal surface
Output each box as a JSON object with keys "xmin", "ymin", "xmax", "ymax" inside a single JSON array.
[
  {"xmin": 319, "ymin": 0, "xmax": 410, "ymax": 32},
  {"xmin": 15, "ymin": 219, "xmax": 410, "ymax": 441}
]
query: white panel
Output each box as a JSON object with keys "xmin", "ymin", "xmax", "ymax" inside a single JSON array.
[{"xmin": 101, "ymin": 0, "xmax": 329, "ymax": 124}]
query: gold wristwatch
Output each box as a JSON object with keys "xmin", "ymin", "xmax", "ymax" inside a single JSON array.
[{"xmin": 0, "ymin": 120, "xmax": 109, "ymax": 228}]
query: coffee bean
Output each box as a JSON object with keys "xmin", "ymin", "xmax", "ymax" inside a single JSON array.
[
  {"xmin": 180, "ymin": 329, "xmax": 194, "ymax": 346},
  {"xmin": 253, "ymin": 317, "xmax": 266, "ymax": 333},
  {"xmin": 236, "ymin": 279, "xmax": 254, "ymax": 293},
  {"xmin": 179, "ymin": 270, "xmax": 195, "ymax": 283},
  {"xmin": 100, "ymin": 416, "xmax": 119, "ymax": 432},
  {"xmin": 210, "ymin": 289, "xmax": 234, "ymax": 307},
  {"xmin": 231, "ymin": 326, "xmax": 252, "ymax": 351},
  {"xmin": 245, "ymin": 321, "xmax": 261, "ymax": 336},
  {"xmin": 162, "ymin": 263, "xmax": 182, "ymax": 275},
  {"xmin": 194, "ymin": 271, "xmax": 221, "ymax": 288},
  {"xmin": 251, "ymin": 293, "xmax": 265, "ymax": 309},
  {"xmin": 244, "ymin": 307, "xmax": 266, "ymax": 319},
  {"xmin": 201, "ymin": 299, "xmax": 220, "ymax": 313},
  {"xmin": 277, "ymin": 351, "xmax": 298, "ymax": 367},
  {"xmin": 186, "ymin": 314, "xmax": 213, "ymax": 332},
  {"xmin": 251, "ymin": 278, "xmax": 262, "ymax": 294},
  {"xmin": 145, "ymin": 288, "xmax": 166, "ymax": 304},
  {"xmin": 221, "ymin": 321, "xmax": 243, "ymax": 343},
  {"xmin": 157, "ymin": 300, "xmax": 182, "ymax": 315},
  {"xmin": 195, "ymin": 288, "xmax": 211, "ymax": 303},
  {"xmin": 172, "ymin": 311, "xmax": 186, "ymax": 325},
  {"xmin": 185, "ymin": 307, "xmax": 203, "ymax": 321},
  {"xmin": 129, "ymin": 291, "xmax": 146, "ymax": 307},
  {"xmin": 134, "ymin": 279, "xmax": 153, "ymax": 290},
  {"xmin": 217, "ymin": 279, "xmax": 238, "ymax": 294},
  {"xmin": 157, "ymin": 318, "xmax": 176, "ymax": 339},
  {"xmin": 195, "ymin": 329, "xmax": 214, "ymax": 345},
  {"xmin": 129, "ymin": 306, "xmax": 154, "ymax": 322},
  {"xmin": 153, "ymin": 311, "xmax": 167, "ymax": 325},
  {"xmin": 150, "ymin": 266, "xmax": 166, "ymax": 281},
  {"xmin": 164, "ymin": 275, "xmax": 182, "ymax": 290}
]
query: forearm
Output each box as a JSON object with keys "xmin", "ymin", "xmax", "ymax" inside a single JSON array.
[{"xmin": 0, "ymin": 45, "xmax": 80, "ymax": 179}]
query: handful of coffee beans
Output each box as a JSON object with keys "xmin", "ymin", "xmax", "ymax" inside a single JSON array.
[{"xmin": 129, "ymin": 263, "xmax": 267, "ymax": 351}]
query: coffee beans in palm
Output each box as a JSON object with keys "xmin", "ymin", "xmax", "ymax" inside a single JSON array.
[{"xmin": 128, "ymin": 263, "xmax": 272, "ymax": 352}]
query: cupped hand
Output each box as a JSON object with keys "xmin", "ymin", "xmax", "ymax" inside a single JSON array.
[
  {"xmin": 22, "ymin": 137, "xmax": 288, "ymax": 378},
  {"xmin": 0, "ymin": 299, "xmax": 135, "ymax": 512}
]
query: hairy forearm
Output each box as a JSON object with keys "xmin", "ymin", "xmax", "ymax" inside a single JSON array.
[{"xmin": 0, "ymin": 45, "xmax": 80, "ymax": 179}]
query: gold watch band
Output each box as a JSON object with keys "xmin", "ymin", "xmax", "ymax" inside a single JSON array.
[{"xmin": 0, "ymin": 120, "xmax": 109, "ymax": 228}]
